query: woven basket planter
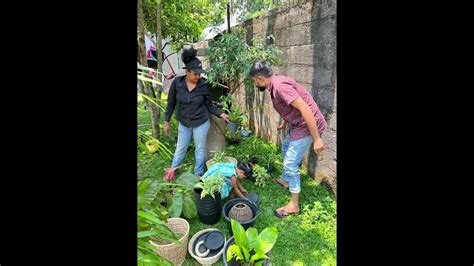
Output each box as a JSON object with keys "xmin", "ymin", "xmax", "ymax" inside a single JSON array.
[
  {"xmin": 188, "ymin": 228, "xmax": 227, "ymax": 265},
  {"xmin": 149, "ymin": 217, "xmax": 190, "ymax": 266}
]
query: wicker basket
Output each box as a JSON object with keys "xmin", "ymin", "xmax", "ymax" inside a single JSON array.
[
  {"xmin": 188, "ymin": 228, "xmax": 227, "ymax": 265},
  {"xmin": 228, "ymin": 203, "xmax": 253, "ymax": 223},
  {"xmin": 206, "ymin": 156, "xmax": 238, "ymax": 169},
  {"xmin": 149, "ymin": 217, "xmax": 190, "ymax": 266}
]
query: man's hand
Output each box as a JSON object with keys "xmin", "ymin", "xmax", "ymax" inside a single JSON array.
[
  {"xmin": 220, "ymin": 113, "xmax": 230, "ymax": 122},
  {"xmin": 163, "ymin": 121, "xmax": 170, "ymax": 135},
  {"xmin": 313, "ymin": 138, "xmax": 325, "ymax": 156},
  {"xmin": 277, "ymin": 120, "xmax": 287, "ymax": 130}
]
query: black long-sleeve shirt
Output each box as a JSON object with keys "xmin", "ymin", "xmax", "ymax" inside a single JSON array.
[{"xmin": 164, "ymin": 76, "xmax": 222, "ymax": 128}]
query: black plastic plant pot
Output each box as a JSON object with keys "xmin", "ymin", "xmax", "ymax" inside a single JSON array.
[
  {"xmin": 227, "ymin": 122, "xmax": 239, "ymax": 132},
  {"xmin": 246, "ymin": 192, "xmax": 260, "ymax": 207},
  {"xmin": 265, "ymin": 164, "xmax": 275, "ymax": 173},
  {"xmin": 222, "ymin": 236, "xmax": 270, "ymax": 266},
  {"xmin": 222, "ymin": 198, "xmax": 259, "ymax": 235},
  {"xmin": 194, "ymin": 189, "xmax": 222, "ymax": 225},
  {"xmin": 226, "ymin": 137, "xmax": 241, "ymax": 145}
]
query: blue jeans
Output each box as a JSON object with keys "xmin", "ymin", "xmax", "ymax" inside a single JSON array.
[
  {"xmin": 171, "ymin": 120, "xmax": 210, "ymax": 176},
  {"xmin": 281, "ymin": 134, "xmax": 313, "ymax": 193}
]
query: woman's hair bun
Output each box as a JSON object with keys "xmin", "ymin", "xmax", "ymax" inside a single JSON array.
[{"xmin": 182, "ymin": 47, "xmax": 197, "ymax": 64}]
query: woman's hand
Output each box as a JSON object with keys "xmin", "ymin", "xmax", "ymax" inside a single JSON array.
[
  {"xmin": 220, "ymin": 113, "xmax": 230, "ymax": 122},
  {"xmin": 163, "ymin": 121, "xmax": 170, "ymax": 135}
]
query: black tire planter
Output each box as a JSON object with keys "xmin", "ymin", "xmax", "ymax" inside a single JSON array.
[
  {"xmin": 222, "ymin": 236, "xmax": 270, "ymax": 266},
  {"xmin": 227, "ymin": 122, "xmax": 239, "ymax": 132},
  {"xmin": 222, "ymin": 198, "xmax": 259, "ymax": 235},
  {"xmin": 194, "ymin": 189, "xmax": 222, "ymax": 225}
]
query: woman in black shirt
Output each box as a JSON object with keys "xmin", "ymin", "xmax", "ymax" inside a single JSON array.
[{"xmin": 163, "ymin": 47, "xmax": 229, "ymax": 176}]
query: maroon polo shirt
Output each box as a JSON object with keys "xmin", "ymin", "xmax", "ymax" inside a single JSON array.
[{"xmin": 269, "ymin": 75, "xmax": 327, "ymax": 141}]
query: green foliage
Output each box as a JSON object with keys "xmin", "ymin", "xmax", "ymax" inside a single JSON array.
[
  {"xmin": 207, "ymin": 29, "xmax": 282, "ymax": 93},
  {"xmin": 194, "ymin": 171, "xmax": 225, "ymax": 199},
  {"xmin": 227, "ymin": 219, "xmax": 278, "ymax": 265},
  {"xmin": 143, "ymin": 0, "xmax": 227, "ymax": 50},
  {"xmin": 137, "ymin": 178, "xmax": 177, "ymax": 266},
  {"xmin": 226, "ymin": 136, "xmax": 281, "ymax": 168},
  {"xmin": 260, "ymin": 152, "xmax": 280, "ymax": 170},
  {"xmin": 231, "ymin": 0, "xmax": 286, "ymax": 23},
  {"xmin": 220, "ymin": 94, "xmax": 248, "ymax": 125},
  {"xmin": 137, "ymin": 102, "xmax": 336, "ymax": 265},
  {"xmin": 137, "ymin": 94, "xmax": 172, "ymax": 159},
  {"xmin": 253, "ymin": 165, "xmax": 270, "ymax": 187},
  {"xmin": 226, "ymin": 130, "xmax": 242, "ymax": 140},
  {"xmin": 212, "ymin": 151, "xmax": 228, "ymax": 163}
]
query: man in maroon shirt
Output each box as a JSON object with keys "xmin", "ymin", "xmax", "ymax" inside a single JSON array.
[{"xmin": 250, "ymin": 60, "xmax": 327, "ymax": 218}]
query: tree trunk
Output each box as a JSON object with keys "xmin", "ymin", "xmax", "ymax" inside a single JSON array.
[
  {"xmin": 154, "ymin": 2, "xmax": 163, "ymax": 137},
  {"xmin": 138, "ymin": 0, "xmax": 161, "ymax": 138}
]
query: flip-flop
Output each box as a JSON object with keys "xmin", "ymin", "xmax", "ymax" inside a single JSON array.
[
  {"xmin": 274, "ymin": 208, "xmax": 299, "ymax": 218},
  {"xmin": 272, "ymin": 178, "xmax": 289, "ymax": 188}
]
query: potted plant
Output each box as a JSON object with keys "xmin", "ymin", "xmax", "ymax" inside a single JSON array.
[
  {"xmin": 220, "ymin": 94, "xmax": 248, "ymax": 132},
  {"xmin": 260, "ymin": 153, "xmax": 279, "ymax": 173},
  {"xmin": 252, "ymin": 165, "xmax": 270, "ymax": 188},
  {"xmin": 223, "ymin": 219, "xmax": 279, "ymax": 266},
  {"xmin": 193, "ymin": 172, "xmax": 225, "ymax": 225},
  {"xmin": 206, "ymin": 151, "xmax": 238, "ymax": 169},
  {"xmin": 226, "ymin": 130, "xmax": 242, "ymax": 145},
  {"xmin": 137, "ymin": 178, "xmax": 191, "ymax": 266},
  {"xmin": 222, "ymin": 198, "xmax": 259, "ymax": 234}
]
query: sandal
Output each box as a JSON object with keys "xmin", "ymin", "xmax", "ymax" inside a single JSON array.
[
  {"xmin": 272, "ymin": 178, "xmax": 289, "ymax": 188},
  {"xmin": 274, "ymin": 208, "xmax": 299, "ymax": 218}
]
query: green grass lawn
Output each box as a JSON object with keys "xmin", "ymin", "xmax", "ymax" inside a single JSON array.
[{"xmin": 138, "ymin": 103, "xmax": 336, "ymax": 265}]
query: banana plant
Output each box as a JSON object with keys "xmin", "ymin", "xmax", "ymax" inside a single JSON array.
[{"xmin": 226, "ymin": 219, "xmax": 278, "ymax": 266}]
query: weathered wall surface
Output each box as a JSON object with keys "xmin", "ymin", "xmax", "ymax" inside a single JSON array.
[{"xmin": 235, "ymin": 0, "xmax": 337, "ymax": 194}]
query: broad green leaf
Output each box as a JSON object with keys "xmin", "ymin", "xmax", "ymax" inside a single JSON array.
[
  {"xmin": 250, "ymin": 251, "xmax": 269, "ymax": 263},
  {"xmin": 175, "ymin": 172, "xmax": 200, "ymax": 189},
  {"xmin": 246, "ymin": 227, "xmax": 259, "ymax": 249},
  {"xmin": 137, "ymin": 254, "xmax": 162, "ymax": 264},
  {"xmin": 168, "ymin": 193, "xmax": 183, "ymax": 217},
  {"xmin": 182, "ymin": 192, "xmax": 197, "ymax": 219},
  {"xmin": 231, "ymin": 219, "xmax": 248, "ymax": 249},
  {"xmin": 241, "ymin": 246, "xmax": 251, "ymax": 263},
  {"xmin": 227, "ymin": 244, "xmax": 244, "ymax": 262},
  {"xmin": 138, "ymin": 253, "xmax": 173, "ymax": 266},
  {"xmin": 231, "ymin": 219, "xmax": 250, "ymax": 261},
  {"xmin": 254, "ymin": 260, "xmax": 265, "ymax": 266},
  {"xmin": 254, "ymin": 227, "xmax": 278, "ymax": 255}
]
